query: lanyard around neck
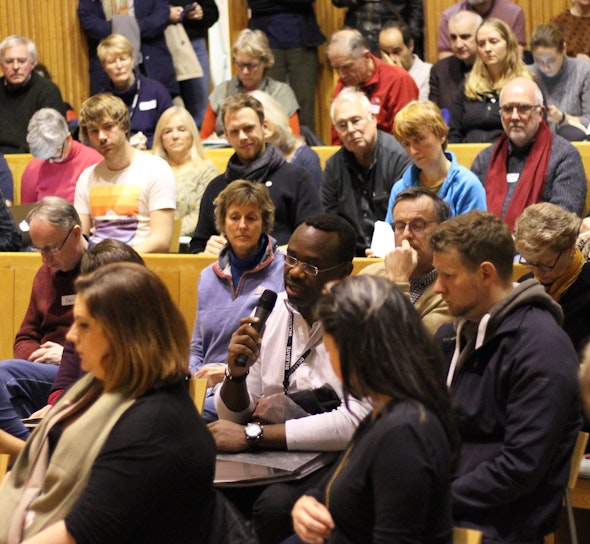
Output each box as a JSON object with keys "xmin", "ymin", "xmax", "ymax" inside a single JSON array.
[{"xmin": 283, "ymin": 312, "xmax": 320, "ymax": 394}]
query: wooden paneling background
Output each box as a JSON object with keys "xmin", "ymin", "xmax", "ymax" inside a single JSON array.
[{"xmin": 0, "ymin": 0, "xmax": 572, "ymax": 143}]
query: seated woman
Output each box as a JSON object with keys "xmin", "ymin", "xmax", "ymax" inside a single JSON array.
[
  {"xmin": 0, "ymin": 263, "xmax": 216, "ymax": 542},
  {"xmin": 152, "ymin": 106, "xmax": 219, "ymax": 236},
  {"xmin": 96, "ymin": 34, "xmax": 173, "ymax": 149},
  {"xmin": 189, "ymin": 179, "xmax": 284, "ymax": 422},
  {"xmin": 531, "ymin": 24, "xmax": 590, "ymax": 141},
  {"xmin": 550, "ymin": 0, "xmax": 590, "ymax": 63},
  {"xmin": 385, "ymin": 100, "xmax": 486, "ymax": 223},
  {"xmin": 249, "ymin": 90, "xmax": 322, "ymax": 189},
  {"xmin": 515, "ymin": 202, "xmax": 590, "ymax": 355},
  {"xmin": 200, "ymin": 28, "xmax": 300, "ymax": 140},
  {"xmin": 290, "ymin": 275, "xmax": 459, "ymax": 543},
  {"xmin": 449, "ymin": 18, "xmax": 532, "ymax": 143}
]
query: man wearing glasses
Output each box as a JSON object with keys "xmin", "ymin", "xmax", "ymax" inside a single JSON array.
[
  {"xmin": 0, "ymin": 197, "xmax": 88, "ymax": 440},
  {"xmin": 21, "ymin": 108, "xmax": 102, "ymax": 204},
  {"xmin": 322, "ymin": 88, "xmax": 410, "ymax": 256},
  {"xmin": 471, "ymin": 77, "xmax": 586, "ymax": 231},
  {"xmin": 210, "ymin": 213, "xmax": 371, "ymax": 543},
  {"xmin": 0, "ymin": 35, "xmax": 66, "ymax": 154}
]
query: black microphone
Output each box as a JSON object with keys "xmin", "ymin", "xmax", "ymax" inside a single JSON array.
[{"xmin": 235, "ymin": 289, "xmax": 278, "ymax": 367}]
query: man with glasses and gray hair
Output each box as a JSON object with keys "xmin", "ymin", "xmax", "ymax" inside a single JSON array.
[
  {"xmin": 322, "ymin": 88, "xmax": 410, "ymax": 256},
  {"xmin": 471, "ymin": 77, "xmax": 586, "ymax": 231},
  {"xmin": 21, "ymin": 108, "xmax": 102, "ymax": 204},
  {"xmin": 0, "ymin": 35, "xmax": 66, "ymax": 154}
]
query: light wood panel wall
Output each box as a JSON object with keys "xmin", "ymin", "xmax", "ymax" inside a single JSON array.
[{"xmin": 0, "ymin": 0, "xmax": 574, "ymax": 144}]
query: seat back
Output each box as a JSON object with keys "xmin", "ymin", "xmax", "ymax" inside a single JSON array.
[
  {"xmin": 169, "ymin": 217, "xmax": 182, "ymax": 253},
  {"xmin": 568, "ymin": 431, "xmax": 589, "ymax": 491},
  {"xmin": 0, "ymin": 453, "xmax": 9, "ymax": 482},
  {"xmin": 189, "ymin": 378, "xmax": 208, "ymax": 414},
  {"xmin": 453, "ymin": 527, "xmax": 483, "ymax": 544}
]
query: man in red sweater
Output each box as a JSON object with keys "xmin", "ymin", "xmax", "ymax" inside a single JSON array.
[
  {"xmin": 0, "ymin": 196, "xmax": 88, "ymax": 439},
  {"xmin": 327, "ymin": 28, "xmax": 419, "ymax": 145}
]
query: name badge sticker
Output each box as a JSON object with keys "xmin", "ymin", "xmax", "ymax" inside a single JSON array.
[
  {"xmin": 506, "ymin": 173, "xmax": 520, "ymax": 184},
  {"xmin": 62, "ymin": 294, "xmax": 76, "ymax": 306},
  {"xmin": 370, "ymin": 104, "xmax": 380, "ymax": 115},
  {"xmin": 139, "ymin": 99, "xmax": 157, "ymax": 111}
]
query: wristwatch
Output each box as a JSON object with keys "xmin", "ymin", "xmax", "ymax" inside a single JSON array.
[
  {"xmin": 244, "ymin": 421, "xmax": 264, "ymax": 443},
  {"xmin": 225, "ymin": 365, "xmax": 248, "ymax": 384}
]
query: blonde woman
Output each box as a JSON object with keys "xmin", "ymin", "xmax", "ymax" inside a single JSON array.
[
  {"xmin": 449, "ymin": 18, "xmax": 532, "ymax": 143},
  {"xmin": 153, "ymin": 106, "xmax": 219, "ymax": 236}
]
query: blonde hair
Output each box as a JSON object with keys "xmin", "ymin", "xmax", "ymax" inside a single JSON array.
[
  {"xmin": 248, "ymin": 90, "xmax": 301, "ymax": 154},
  {"xmin": 79, "ymin": 93, "xmax": 130, "ymax": 140},
  {"xmin": 464, "ymin": 18, "xmax": 531, "ymax": 101},
  {"xmin": 97, "ymin": 34, "xmax": 133, "ymax": 63},
  {"xmin": 152, "ymin": 106, "xmax": 207, "ymax": 166},
  {"xmin": 393, "ymin": 100, "xmax": 449, "ymax": 149},
  {"xmin": 232, "ymin": 29, "xmax": 274, "ymax": 71},
  {"xmin": 75, "ymin": 263, "xmax": 190, "ymax": 398}
]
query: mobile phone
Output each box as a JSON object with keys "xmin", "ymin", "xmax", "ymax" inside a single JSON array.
[{"xmin": 184, "ymin": 3, "xmax": 197, "ymax": 12}]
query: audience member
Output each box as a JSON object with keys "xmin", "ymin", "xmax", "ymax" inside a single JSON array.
[
  {"xmin": 0, "ymin": 198, "xmax": 88, "ymax": 440},
  {"xmin": 22, "ymin": 108, "xmax": 102, "ymax": 204},
  {"xmin": 431, "ymin": 211, "xmax": 581, "ymax": 543},
  {"xmin": 438, "ymin": 0, "xmax": 526, "ymax": 59},
  {"xmin": 0, "ymin": 153, "xmax": 13, "ymax": 205},
  {"xmin": 0, "ymin": 239, "xmax": 145, "ymax": 456},
  {"xmin": 449, "ymin": 18, "xmax": 531, "ymax": 143},
  {"xmin": 189, "ymin": 181, "xmax": 284, "ymax": 421},
  {"xmin": 189, "ymin": 93, "xmax": 321, "ymax": 254},
  {"xmin": 361, "ymin": 188, "xmax": 452, "ymax": 335},
  {"xmin": 201, "ymin": 29, "xmax": 300, "ymax": 140},
  {"xmin": 322, "ymin": 88, "xmax": 411, "ymax": 255},
  {"xmin": 385, "ymin": 100, "xmax": 486, "ymax": 223},
  {"xmin": 429, "ymin": 10, "xmax": 483, "ymax": 119},
  {"xmin": 515, "ymin": 203, "xmax": 590, "ymax": 354},
  {"xmin": 152, "ymin": 106, "xmax": 219, "ymax": 236},
  {"xmin": 249, "ymin": 90, "xmax": 322, "ymax": 189},
  {"xmin": 327, "ymin": 29, "xmax": 418, "ymax": 145},
  {"xmin": 75, "ymin": 93, "xmax": 176, "ymax": 253},
  {"xmin": 531, "ymin": 24, "xmax": 590, "ymax": 141},
  {"xmin": 332, "ymin": 0, "xmax": 424, "ymax": 57},
  {"xmin": 550, "ymin": 0, "xmax": 590, "ymax": 62},
  {"xmin": 77, "ymin": 0, "xmax": 179, "ymax": 98},
  {"xmin": 0, "ymin": 35, "xmax": 66, "ymax": 154},
  {"xmin": 471, "ymin": 77, "xmax": 587, "ymax": 230},
  {"xmin": 210, "ymin": 213, "xmax": 371, "ymax": 543},
  {"xmin": 168, "ymin": 0, "xmax": 219, "ymax": 128},
  {"xmin": 291, "ymin": 274, "xmax": 459, "ymax": 544},
  {"xmin": 0, "ymin": 263, "xmax": 216, "ymax": 543},
  {"xmin": 379, "ymin": 20, "xmax": 432, "ymax": 100},
  {"xmin": 248, "ymin": 0, "xmax": 325, "ymax": 133},
  {"xmin": 0, "ymin": 194, "xmax": 20, "ymax": 251},
  {"xmin": 96, "ymin": 34, "xmax": 173, "ymax": 149}
]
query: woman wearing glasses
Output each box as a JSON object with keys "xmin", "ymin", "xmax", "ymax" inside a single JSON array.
[
  {"xmin": 189, "ymin": 179, "xmax": 284, "ymax": 421},
  {"xmin": 290, "ymin": 275, "xmax": 459, "ymax": 544},
  {"xmin": 448, "ymin": 18, "xmax": 532, "ymax": 143},
  {"xmin": 515, "ymin": 202, "xmax": 590, "ymax": 354},
  {"xmin": 384, "ymin": 100, "xmax": 486, "ymax": 223},
  {"xmin": 200, "ymin": 29, "xmax": 300, "ymax": 140}
]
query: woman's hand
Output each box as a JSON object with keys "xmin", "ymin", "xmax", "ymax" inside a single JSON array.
[
  {"xmin": 169, "ymin": 6, "xmax": 183, "ymax": 23},
  {"xmin": 193, "ymin": 365, "xmax": 225, "ymax": 387},
  {"xmin": 292, "ymin": 495, "xmax": 335, "ymax": 544}
]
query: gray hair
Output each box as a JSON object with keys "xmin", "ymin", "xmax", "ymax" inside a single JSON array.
[
  {"xmin": 26, "ymin": 108, "xmax": 69, "ymax": 159},
  {"xmin": 330, "ymin": 87, "xmax": 372, "ymax": 123},
  {"xmin": 499, "ymin": 77, "xmax": 544, "ymax": 106},
  {"xmin": 326, "ymin": 29, "xmax": 369, "ymax": 59},
  {"xmin": 27, "ymin": 196, "xmax": 81, "ymax": 231},
  {"xmin": 448, "ymin": 10, "xmax": 483, "ymax": 30},
  {"xmin": 0, "ymin": 35, "xmax": 37, "ymax": 64}
]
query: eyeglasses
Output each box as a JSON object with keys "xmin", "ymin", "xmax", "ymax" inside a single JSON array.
[
  {"xmin": 334, "ymin": 116, "xmax": 367, "ymax": 134},
  {"xmin": 392, "ymin": 219, "xmax": 436, "ymax": 234},
  {"xmin": 48, "ymin": 139, "xmax": 67, "ymax": 162},
  {"xmin": 233, "ymin": 60, "xmax": 261, "ymax": 71},
  {"xmin": 518, "ymin": 250, "xmax": 562, "ymax": 272},
  {"xmin": 32, "ymin": 225, "xmax": 74, "ymax": 255},
  {"xmin": 284, "ymin": 254, "xmax": 346, "ymax": 277},
  {"xmin": 500, "ymin": 103, "xmax": 542, "ymax": 117}
]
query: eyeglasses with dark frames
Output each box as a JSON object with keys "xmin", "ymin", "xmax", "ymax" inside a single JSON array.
[
  {"xmin": 518, "ymin": 250, "xmax": 563, "ymax": 272},
  {"xmin": 499, "ymin": 103, "xmax": 542, "ymax": 117},
  {"xmin": 32, "ymin": 225, "xmax": 75, "ymax": 255},
  {"xmin": 392, "ymin": 219, "xmax": 437, "ymax": 234}
]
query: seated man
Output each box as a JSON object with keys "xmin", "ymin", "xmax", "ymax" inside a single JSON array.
[
  {"xmin": 471, "ymin": 77, "xmax": 587, "ymax": 231},
  {"xmin": 431, "ymin": 211, "xmax": 581, "ymax": 543},
  {"xmin": 189, "ymin": 93, "xmax": 322, "ymax": 254},
  {"xmin": 322, "ymin": 88, "xmax": 410, "ymax": 256},
  {"xmin": 379, "ymin": 20, "xmax": 432, "ymax": 100},
  {"xmin": 0, "ymin": 197, "xmax": 88, "ymax": 439},
  {"xmin": 361, "ymin": 187, "xmax": 451, "ymax": 335},
  {"xmin": 0, "ymin": 35, "xmax": 66, "ymax": 154},
  {"xmin": 326, "ymin": 29, "xmax": 418, "ymax": 145},
  {"xmin": 210, "ymin": 213, "xmax": 371, "ymax": 543},
  {"xmin": 22, "ymin": 108, "xmax": 102, "ymax": 204},
  {"xmin": 75, "ymin": 93, "xmax": 176, "ymax": 253}
]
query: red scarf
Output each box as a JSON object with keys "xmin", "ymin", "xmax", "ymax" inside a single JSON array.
[{"xmin": 485, "ymin": 120, "xmax": 553, "ymax": 231}]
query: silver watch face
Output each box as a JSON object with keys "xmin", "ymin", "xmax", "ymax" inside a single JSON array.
[{"xmin": 245, "ymin": 422, "xmax": 263, "ymax": 440}]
